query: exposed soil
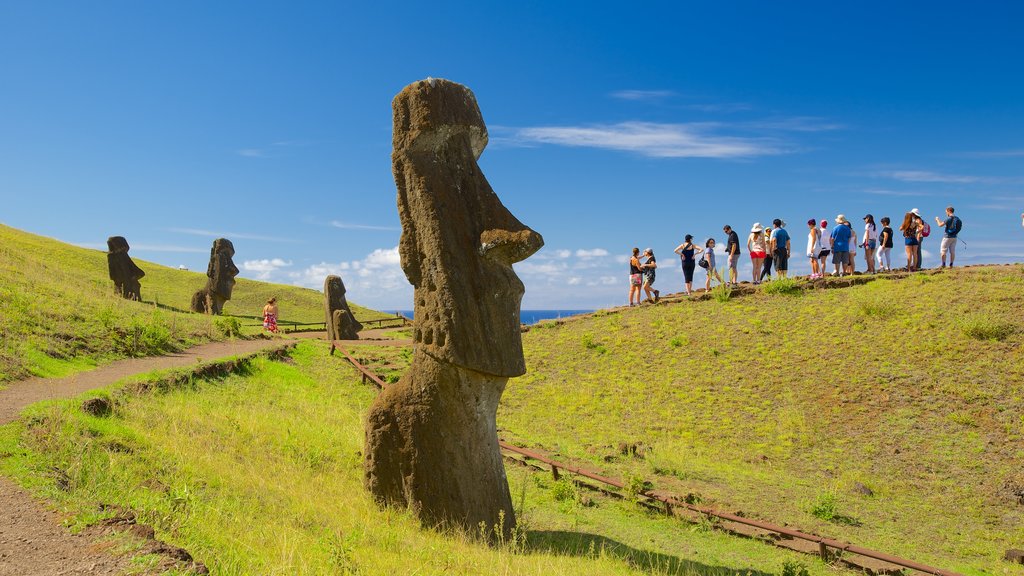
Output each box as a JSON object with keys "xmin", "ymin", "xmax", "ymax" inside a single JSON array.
[{"xmin": 0, "ymin": 337, "xmax": 294, "ymax": 575}]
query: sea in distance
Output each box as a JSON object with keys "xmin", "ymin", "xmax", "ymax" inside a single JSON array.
[{"xmin": 387, "ymin": 310, "xmax": 594, "ymax": 325}]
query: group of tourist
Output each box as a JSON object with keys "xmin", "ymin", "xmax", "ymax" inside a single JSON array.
[{"xmin": 630, "ymin": 206, "xmax": 965, "ymax": 301}]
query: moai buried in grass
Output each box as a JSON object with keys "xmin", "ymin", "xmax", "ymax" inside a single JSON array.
[
  {"xmin": 190, "ymin": 238, "xmax": 239, "ymax": 315},
  {"xmin": 324, "ymin": 274, "xmax": 362, "ymax": 342},
  {"xmin": 364, "ymin": 78, "xmax": 543, "ymax": 539},
  {"xmin": 106, "ymin": 236, "xmax": 145, "ymax": 301}
]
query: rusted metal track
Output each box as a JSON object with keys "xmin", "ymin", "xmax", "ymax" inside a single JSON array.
[{"xmin": 332, "ymin": 340, "xmax": 963, "ymax": 576}]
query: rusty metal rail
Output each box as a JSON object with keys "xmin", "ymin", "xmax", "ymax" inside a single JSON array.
[{"xmin": 331, "ymin": 340, "xmax": 963, "ymax": 576}]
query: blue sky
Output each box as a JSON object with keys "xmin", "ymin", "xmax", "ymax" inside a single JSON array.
[{"xmin": 2, "ymin": 1, "xmax": 1023, "ymax": 310}]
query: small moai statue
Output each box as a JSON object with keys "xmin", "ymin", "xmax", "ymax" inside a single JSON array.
[
  {"xmin": 106, "ymin": 236, "xmax": 145, "ymax": 301},
  {"xmin": 364, "ymin": 78, "xmax": 543, "ymax": 539},
  {"xmin": 325, "ymin": 275, "xmax": 362, "ymax": 351},
  {"xmin": 190, "ymin": 238, "xmax": 239, "ymax": 315}
]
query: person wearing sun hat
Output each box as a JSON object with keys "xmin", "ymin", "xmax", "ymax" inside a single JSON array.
[
  {"xmin": 747, "ymin": 222, "xmax": 767, "ymax": 285},
  {"xmin": 829, "ymin": 214, "xmax": 852, "ymax": 276}
]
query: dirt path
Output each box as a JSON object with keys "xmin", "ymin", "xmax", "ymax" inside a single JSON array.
[{"xmin": 0, "ymin": 337, "xmax": 294, "ymax": 575}]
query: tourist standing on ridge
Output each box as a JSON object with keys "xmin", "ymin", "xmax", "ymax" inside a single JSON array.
[
  {"xmin": 642, "ymin": 248, "xmax": 659, "ymax": 303},
  {"xmin": 760, "ymin": 228, "xmax": 774, "ymax": 282},
  {"xmin": 911, "ymin": 209, "xmax": 928, "ymax": 269},
  {"xmin": 900, "ymin": 212, "xmax": 919, "ymax": 271},
  {"xmin": 935, "ymin": 206, "xmax": 962, "ymax": 268},
  {"xmin": 877, "ymin": 217, "xmax": 894, "ymax": 271},
  {"xmin": 806, "ymin": 219, "xmax": 821, "ymax": 279},
  {"xmin": 830, "ymin": 215, "xmax": 852, "ymax": 276},
  {"xmin": 770, "ymin": 219, "xmax": 791, "ymax": 279},
  {"xmin": 723, "ymin": 225, "xmax": 741, "ymax": 287},
  {"xmin": 747, "ymin": 223, "xmax": 767, "ymax": 285},
  {"xmin": 629, "ymin": 247, "xmax": 643, "ymax": 306},
  {"xmin": 817, "ymin": 220, "xmax": 831, "ymax": 275},
  {"xmin": 863, "ymin": 214, "xmax": 878, "ymax": 274},
  {"xmin": 846, "ymin": 220, "xmax": 858, "ymax": 275},
  {"xmin": 703, "ymin": 238, "xmax": 723, "ymax": 291},
  {"xmin": 263, "ymin": 297, "xmax": 279, "ymax": 333},
  {"xmin": 674, "ymin": 235, "xmax": 703, "ymax": 296}
]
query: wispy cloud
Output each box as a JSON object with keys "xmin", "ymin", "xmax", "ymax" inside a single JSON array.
[
  {"xmin": 242, "ymin": 258, "xmax": 293, "ymax": 280},
  {"xmin": 874, "ymin": 170, "xmax": 993, "ymax": 184},
  {"xmin": 72, "ymin": 242, "xmax": 208, "ymax": 253},
  {"xmin": 681, "ymin": 102, "xmax": 753, "ymax": 113},
  {"xmin": 958, "ymin": 149, "xmax": 1024, "ymax": 158},
  {"xmin": 329, "ymin": 220, "xmax": 400, "ymax": 232},
  {"xmin": 745, "ymin": 116, "xmax": 845, "ymax": 132},
  {"xmin": 510, "ymin": 122, "xmax": 787, "ymax": 159},
  {"xmin": 167, "ymin": 227, "xmax": 298, "ymax": 243},
  {"xmin": 610, "ymin": 89, "xmax": 675, "ymax": 101},
  {"xmin": 235, "ymin": 140, "xmax": 312, "ymax": 158},
  {"xmin": 864, "ymin": 188, "xmax": 930, "ymax": 197},
  {"xmin": 575, "ymin": 248, "xmax": 609, "ymax": 258}
]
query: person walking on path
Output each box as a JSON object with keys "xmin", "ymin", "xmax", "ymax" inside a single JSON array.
[
  {"xmin": 642, "ymin": 248, "xmax": 659, "ymax": 303},
  {"xmin": 877, "ymin": 217, "xmax": 894, "ymax": 271},
  {"xmin": 935, "ymin": 206, "xmax": 962, "ymax": 268},
  {"xmin": 770, "ymin": 219, "xmax": 791, "ymax": 279},
  {"xmin": 817, "ymin": 220, "xmax": 832, "ymax": 276},
  {"xmin": 703, "ymin": 238, "xmax": 723, "ymax": 291},
  {"xmin": 262, "ymin": 297, "xmax": 279, "ymax": 333},
  {"xmin": 723, "ymin": 225, "xmax": 741, "ymax": 286},
  {"xmin": 806, "ymin": 219, "xmax": 821, "ymax": 278},
  {"xmin": 911, "ymin": 208, "xmax": 929, "ymax": 269},
  {"xmin": 674, "ymin": 235, "xmax": 703, "ymax": 295},
  {"xmin": 830, "ymin": 215, "xmax": 852, "ymax": 276},
  {"xmin": 759, "ymin": 228, "xmax": 774, "ymax": 282},
  {"xmin": 863, "ymin": 214, "xmax": 878, "ymax": 274},
  {"xmin": 900, "ymin": 212, "xmax": 919, "ymax": 271},
  {"xmin": 629, "ymin": 248, "xmax": 644, "ymax": 306},
  {"xmin": 747, "ymin": 223, "xmax": 767, "ymax": 285}
]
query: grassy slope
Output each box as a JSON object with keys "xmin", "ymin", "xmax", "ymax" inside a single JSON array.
[
  {"xmin": 502, "ymin": 266, "xmax": 1024, "ymax": 575},
  {"xmin": 0, "ymin": 224, "xmax": 390, "ymax": 383},
  {"xmin": 0, "ymin": 342, "xmax": 830, "ymax": 576}
]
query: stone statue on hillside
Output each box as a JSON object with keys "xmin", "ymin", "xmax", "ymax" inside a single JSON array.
[
  {"xmin": 325, "ymin": 275, "xmax": 362, "ymax": 348},
  {"xmin": 106, "ymin": 236, "xmax": 145, "ymax": 301},
  {"xmin": 364, "ymin": 78, "xmax": 544, "ymax": 539},
  {"xmin": 190, "ymin": 238, "xmax": 239, "ymax": 315}
]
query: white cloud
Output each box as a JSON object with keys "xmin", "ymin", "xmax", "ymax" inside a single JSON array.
[
  {"xmin": 236, "ymin": 148, "xmax": 265, "ymax": 158},
  {"xmin": 330, "ymin": 220, "xmax": 400, "ymax": 232},
  {"xmin": 567, "ymin": 277, "xmax": 582, "ymax": 285},
  {"xmin": 875, "ymin": 170, "xmax": 991, "ymax": 184},
  {"xmin": 610, "ymin": 89, "xmax": 675, "ymax": 101},
  {"xmin": 599, "ymin": 276, "xmax": 619, "ymax": 285},
  {"xmin": 575, "ymin": 248, "xmax": 609, "ymax": 258},
  {"xmin": 745, "ymin": 116, "xmax": 845, "ymax": 132},
  {"xmin": 285, "ymin": 246, "xmax": 411, "ymax": 308},
  {"xmin": 71, "ymin": 241, "xmax": 207, "ymax": 253},
  {"xmin": 554, "ymin": 249, "xmax": 572, "ymax": 259},
  {"xmin": 864, "ymin": 188, "xmax": 930, "ymax": 197},
  {"xmin": 242, "ymin": 258, "xmax": 293, "ymax": 279},
  {"xmin": 511, "ymin": 122, "xmax": 785, "ymax": 159},
  {"xmin": 167, "ymin": 227, "xmax": 297, "ymax": 243},
  {"xmin": 960, "ymin": 149, "xmax": 1024, "ymax": 158}
]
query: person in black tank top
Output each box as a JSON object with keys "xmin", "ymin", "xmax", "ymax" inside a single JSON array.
[
  {"xmin": 628, "ymin": 247, "xmax": 643, "ymax": 306},
  {"xmin": 674, "ymin": 234, "xmax": 703, "ymax": 295}
]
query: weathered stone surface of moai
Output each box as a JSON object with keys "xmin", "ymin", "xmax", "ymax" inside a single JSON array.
[
  {"xmin": 106, "ymin": 236, "xmax": 145, "ymax": 301},
  {"xmin": 190, "ymin": 238, "xmax": 239, "ymax": 315},
  {"xmin": 364, "ymin": 78, "xmax": 543, "ymax": 538},
  {"xmin": 324, "ymin": 275, "xmax": 362, "ymax": 341}
]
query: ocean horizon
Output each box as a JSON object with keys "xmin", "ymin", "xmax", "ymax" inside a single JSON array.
[{"xmin": 387, "ymin": 310, "xmax": 594, "ymax": 325}]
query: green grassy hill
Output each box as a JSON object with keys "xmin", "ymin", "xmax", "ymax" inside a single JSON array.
[{"xmin": 0, "ymin": 224, "xmax": 390, "ymax": 383}]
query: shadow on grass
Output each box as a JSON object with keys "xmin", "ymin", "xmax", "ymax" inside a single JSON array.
[
  {"xmin": 527, "ymin": 530, "xmax": 774, "ymax": 576},
  {"xmin": 139, "ymin": 300, "xmax": 192, "ymax": 314}
]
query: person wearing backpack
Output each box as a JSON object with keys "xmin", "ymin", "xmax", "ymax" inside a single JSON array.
[
  {"xmin": 911, "ymin": 208, "xmax": 930, "ymax": 269},
  {"xmin": 935, "ymin": 206, "xmax": 962, "ymax": 268}
]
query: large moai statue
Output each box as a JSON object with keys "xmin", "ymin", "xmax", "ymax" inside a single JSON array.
[
  {"xmin": 190, "ymin": 238, "xmax": 239, "ymax": 315},
  {"xmin": 106, "ymin": 236, "xmax": 145, "ymax": 301},
  {"xmin": 364, "ymin": 78, "xmax": 543, "ymax": 538},
  {"xmin": 325, "ymin": 275, "xmax": 363, "ymax": 342}
]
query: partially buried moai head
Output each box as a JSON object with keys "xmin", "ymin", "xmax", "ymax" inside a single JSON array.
[
  {"xmin": 392, "ymin": 78, "xmax": 544, "ymax": 378},
  {"xmin": 208, "ymin": 238, "xmax": 239, "ymax": 299}
]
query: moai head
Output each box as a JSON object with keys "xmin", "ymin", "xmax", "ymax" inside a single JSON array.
[
  {"xmin": 392, "ymin": 78, "xmax": 543, "ymax": 377},
  {"xmin": 106, "ymin": 236, "xmax": 145, "ymax": 299},
  {"xmin": 324, "ymin": 275, "xmax": 362, "ymax": 340},
  {"xmin": 207, "ymin": 238, "xmax": 239, "ymax": 299}
]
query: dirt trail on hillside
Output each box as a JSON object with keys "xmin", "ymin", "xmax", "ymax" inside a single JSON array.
[{"xmin": 0, "ymin": 337, "xmax": 294, "ymax": 576}]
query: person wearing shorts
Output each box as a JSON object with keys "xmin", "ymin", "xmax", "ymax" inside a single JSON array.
[
  {"xmin": 806, "ymin": 218, "xmax": 821, "ymax": 278},
  {"xmin": 723, "ymin": 225, "xmax": 741, "ymax": 286},
  {"xmin": 641, "ymin": 248, "xmax": 659, "ymax": 303},
  {"xmin": 862, "ymin": 214, "xmax": 878, "ymax": 274},
  {"xmin": 817, "ymin": 220, "xmax": 831, "ymax": 274},
  {"xmin": 899, "ymin": 212, "xmax": 919, "ymax": 271},
  {"xmin": 747, "ymin": 223, "xmax": 767, "ymax": 285},
  {"xmin": 703, "ymin": 238, "xmax": 723, "ymax": 291},
  {"xmin": 770, "ymin": 219, "xmax": 791, "ymax": 278},
  {"xmin": 935, "ymin": 206, "xmax": 962, "ymax": 268},
  {"xmin": 629, "ymin": 247, "xmax": 643, "ymax": 306},
  {"xmin": 830, "ymin": 214, "xmax": 852, "ymax": 276}
]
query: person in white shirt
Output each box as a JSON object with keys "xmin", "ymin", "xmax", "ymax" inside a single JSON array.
[{"xmin": 862, "ymin": 214, "xmax": 878, "ymax": 274}]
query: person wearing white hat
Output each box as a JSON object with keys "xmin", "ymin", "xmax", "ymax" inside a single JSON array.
[{"xmin": 747, "ymin": 223, "xmax": 767, "ymax": 285}]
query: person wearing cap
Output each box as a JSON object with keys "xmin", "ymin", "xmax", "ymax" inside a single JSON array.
[
  {"xmin": 934, "ymin": 206, "xmax": 962, "ymax": 268},
  {"xmin": 806, "ymin": 219, "xmax": 821, "ymax": 279},
  {"xmin": 769, "ymin": 219, "xmax": 791, "ymax": 279},
  {"xmin": 747, "ymin": 223, "xmax": 767, "ymax": 285},
  {"xmin": 641, "ymin": 248, "xmax": 659, "ymax": 303},
  {"xmin": 829, "ymin": 215, "xmax": 852, "ymax": 276},
  {"xmin": 863, "ymin": 214, "xmax": 878, "ymax": 274},
  {"xmin": 723, "ymin": 225, "xmax": 741, "ymax": 287},
  {"xmin": 817, "ymin": 220, "xmax": 832, "ymax": 275}
]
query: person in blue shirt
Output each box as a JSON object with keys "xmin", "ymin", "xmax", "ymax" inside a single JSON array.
[
  {"xmin": 769, "ymin": 219, "xmax": 791, "ymax": 279},
  {"xmin": 934, "ymin": 206, "xmax": 962, "ymax": 268},
  {"xmin": 829, "ymin": 214, "xmax": 853, "ymax": 276}
]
